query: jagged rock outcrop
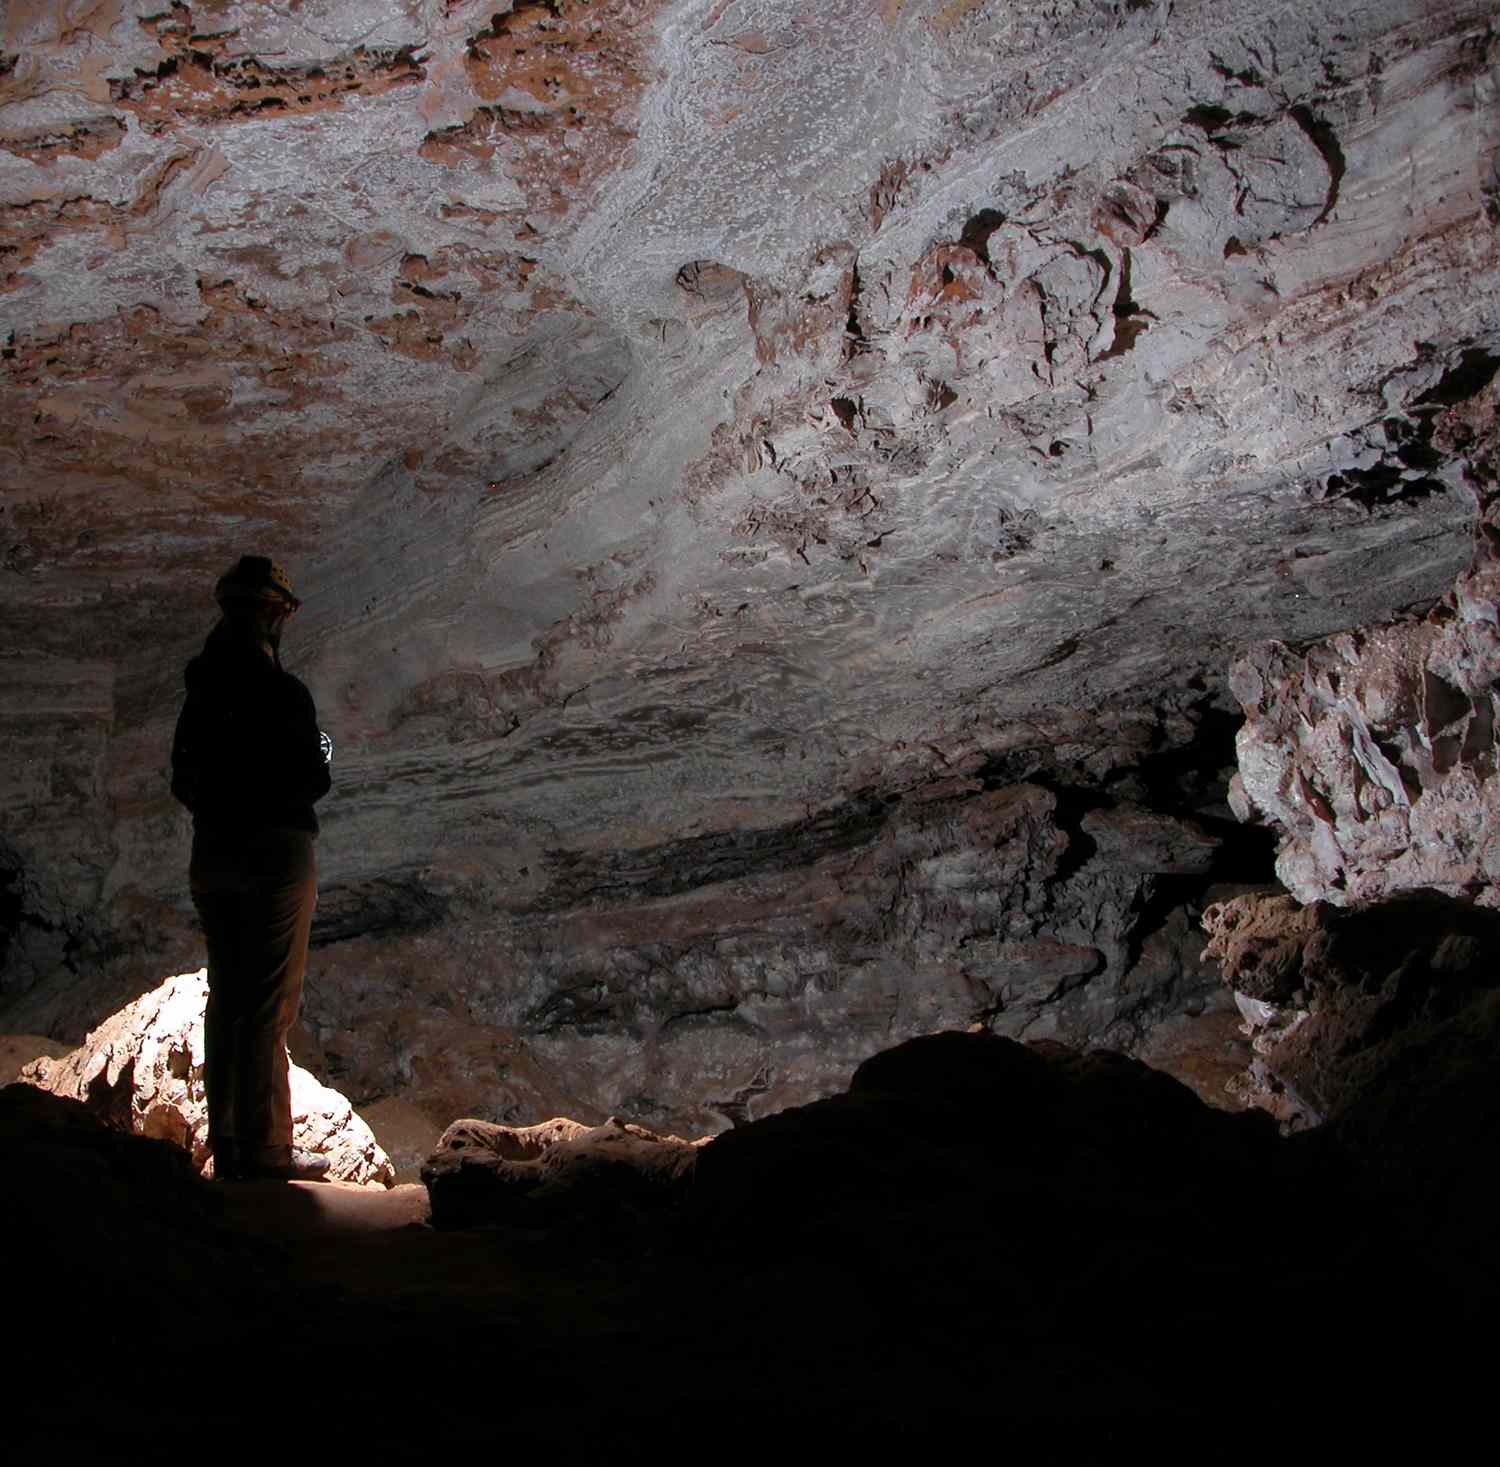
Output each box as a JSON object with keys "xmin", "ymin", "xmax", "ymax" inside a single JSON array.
[
  {"xmin": 1201, "ymin": 889, "xmax": 1500, "ymax": 1129},
  {"xmin": 1202, "ymin": 382, "xmax": 1500, "ymax": 1126},
  {"xmin": 1229, "ymin": 374, "xmax": 1500, "ymax": 905},
  {"xmin": 422, "ymin": 1112, "xmax": 704, "ymax": 1228},
  {"xmin": 17, "ymin": 968, "xmax": 395, "ymax": 1185},
  {"xmin": 1209, "ymin": 374, "xmax": 1500, "ymax": 1125}
]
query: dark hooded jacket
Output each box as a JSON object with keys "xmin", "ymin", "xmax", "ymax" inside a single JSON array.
[{"xmin": 170, "ymin": 620, "xmax": 331, "ymax": 835}]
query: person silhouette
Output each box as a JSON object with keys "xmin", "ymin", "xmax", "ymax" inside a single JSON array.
[{"xmin": 170, "ymin": 555, "xmax": 332, "ymax": 1181}]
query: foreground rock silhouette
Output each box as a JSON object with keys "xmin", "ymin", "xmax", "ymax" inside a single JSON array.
[{"xmin": 5, "ymin": 1027, "xmax": 1493, "ymax": 1451}]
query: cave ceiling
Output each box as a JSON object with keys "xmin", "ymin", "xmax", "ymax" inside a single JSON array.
[{"xmin": 3, "ymin": 0, "xmax": 1499, "ymax": 931}]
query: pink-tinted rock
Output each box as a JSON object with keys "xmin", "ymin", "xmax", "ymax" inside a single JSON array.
[
  {"xmin": 3, "ymin": 0, "xmax": 1497, "ymax": 1153},
  {"xmin": 1199, "ymin": 892, "xmax": 1319, "ymax": 1004},
  {"xmin": 1201, "ymin": 889, "xmax": 1500, "ymax": 1131},
  {"xmin": 1230, "ymin": 420, "xmax": 1500, "ymax": 907}
]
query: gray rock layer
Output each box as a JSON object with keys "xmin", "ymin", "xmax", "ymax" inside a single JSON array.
[{"xmin": 294, "ymin": 716, "xmax": 1246, "ymax": 1137}]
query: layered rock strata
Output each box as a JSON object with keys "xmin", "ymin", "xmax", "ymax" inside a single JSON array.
[
  {"xmin": 291, "ymin": 699, "xmax": 1263, "ymax": 1137},
  {"xmin": 7, "ymin": 694, "xmax": 1264, "ymax": 1140},
  {"xmin": 3, "ymin": 0, "xmax": 1493, "ymax": 982},
  {"xmin": 3, "ymin": 0, "xmax": 1500, "ymax": 1141}
]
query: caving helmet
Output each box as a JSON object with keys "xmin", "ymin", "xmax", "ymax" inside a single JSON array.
[{"xmin": 213, "ymin": 555, "xmax": 301, "ymax": 614}]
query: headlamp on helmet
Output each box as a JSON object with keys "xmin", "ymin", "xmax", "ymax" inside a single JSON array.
[{"xmin": 214, "ymin": 555, "xmax": 301, "ymax": 614}]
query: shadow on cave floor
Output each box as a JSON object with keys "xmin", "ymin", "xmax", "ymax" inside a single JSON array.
[{"xmin": 6, "ymin": 1016, "xmax": 1497, "ymax": 1455}]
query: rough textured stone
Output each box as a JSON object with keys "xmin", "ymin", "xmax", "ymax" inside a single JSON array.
[
  {"xmin": 0, "ymin": 1031, "xmax": 68, "ymax": 1084},
  {"xmin": 5, "ymin": 1027, "xmax": 1495, "ymax": 1447},
  {"xmin": 356, "ymin": 1093, "xmax": 444, "ymax": 1183},
  {"xmin": 283, "ymin": 737, "xmax": 1258, "ymax": 1137},
  {"xmin": 1199, "ymin": 890, "xmax": 1320, "ymax": 1004},
  {"xmin": 1228, "ymin": 364, "xmax": 1500, "ymax": 904},
  {"xmin": 1132, "ymin": 1005, "xmax": 1253, "ymax": 1111},
  {"xmin": 422, "ymin": 1112, "xmax": 703, "ymax": 1227},
  {"xmin": 1203, "ymin": 364, "xmax": 1500, "ymax": 1126},
  {"xmin": 3, "ymin": 0, "xmax": 1500, "ymax": 1135},
  {"xmin": 18, "ymin": 967, "xmax": 395, "ymax": 1185},
  {"xmin": 1201, "ymin": 889, "xmax": 1500, "ymax": 1129}
]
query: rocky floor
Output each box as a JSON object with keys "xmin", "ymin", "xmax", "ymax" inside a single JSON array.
[{"xmin": 5, "ymin": 1025, "xmax": 1493, "ymax": 1453}]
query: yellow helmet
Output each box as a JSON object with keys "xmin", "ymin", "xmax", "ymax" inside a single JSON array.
[{"xmin": 214, "ymin": 555, "xmax": 301, "ymax": 613}]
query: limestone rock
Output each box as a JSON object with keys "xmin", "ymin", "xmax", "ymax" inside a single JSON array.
[
  {"xmin": 4, "ymin": 0, "xmax": 1500, "ymax": 1151},
  {"xmin": 1201, "ymin": 889, "xmax": 1500, "ymax": 1131},
  {"xmin": 1199, "ymin": 892, "xmax": 1319, "ymax": 1004},
  {"xmin": 422, "ymin": 1112, "xmax": 704, "ymax": 1228},
  {"xmin": 356, "ymin": 1094, "xmax": 445, "ymax": 1184},
  {"xmin": 19, "ymin": 968, "xmax": 395, "ymax": 1186},
  {"xmin": 1230, "ymin": 446, "xmax": 1500, "ymax": 905},
  {"xmin": 0, "ymin": 1033, "xmax": 70, "ymax": 1084},
  {"xmin": 1079, "ymin": 805, "xmax": 1222, "ymax": 875},
  {"xmin": 1132, "ymin": 1006, "xmax": 1254, "ymax": 1113},
  {"xmin": 0, "ymin": 0, "xmax": 1489, "ymax": 1004},
  {"xmin": 298, "ymin": 743, "xmax": 1251, "ymax": 1139}
]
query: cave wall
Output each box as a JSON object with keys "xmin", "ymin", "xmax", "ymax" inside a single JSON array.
[
  {"xmin": 1230, "ymin": 373, "xmax": 1500, "ymax": 905},
  {"xmin": 4, "ymin": 1, "xmax": 1500, "ymax": 1128},
  {"xmin": 287, "ymin": 698, "xmax": 1262, "ymax": 1132}
]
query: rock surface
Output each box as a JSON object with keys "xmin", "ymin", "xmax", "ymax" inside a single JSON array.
[
  {"xmin": 1204, "ymin": 364, "xmax": 1500, "ymax": 1128},
  {"xmin": 285, "ymin": 737, "xmax": 1257, "ymax": 1136},
  {"xmin": 17, "ymin": 967, "xmax": 395, "ymax": 1185},
  {"xmin": 8, "ymin": 1025, "xmax": 1495, "ymax": 1449},
  {"xmin": 0, "ymin": 1031, "xmax": 69, "ymax": 1084},
  {"xmin": 1230, "ymin": 387, "xmax": 1500, "ymax": 905},
  {"xmin": 422, "ymin": 1111, "xmax": 703, "ymax": 1227},
  {"xmin": 4, "ymin": 0, "xmax": 1500, "ymax": 1130},
  {"xmin": 1201, "ymin": 888, "xmax": 1500, "ymax": 1129},
  {"xmin": 356, "ymin": 1093, "xmax": 444, "ymax": 1183}
]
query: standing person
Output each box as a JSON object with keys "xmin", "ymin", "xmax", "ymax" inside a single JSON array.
[{"xmin": 170, "ymin": 555, "xmax": 332, "ymax": 1182}]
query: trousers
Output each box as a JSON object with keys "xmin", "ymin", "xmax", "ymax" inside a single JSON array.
[{"xmin": 190, "ymin": 827, "xmax": 317, "ymax": 1167}]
